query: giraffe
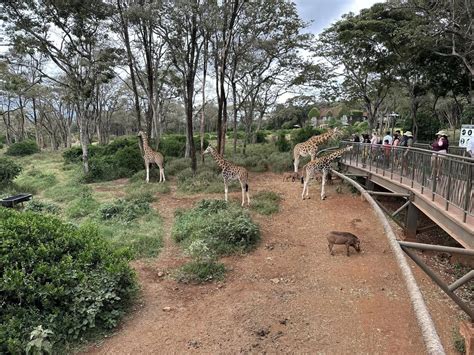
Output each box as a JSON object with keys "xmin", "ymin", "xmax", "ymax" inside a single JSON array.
[
  {"xmin": 137, "ymin": 131, "xmax": 165, "ymax": 183},
  {"xmin": 293, "ymin": 127, "xmax": 340, "ymax": 172},
  {"xmin": 301, "ymin": 145, "xmax": 353, "ymax": 200},
  {"xmin": 203, "ymin": 145, "xmax": 250, "ymax": 206}
]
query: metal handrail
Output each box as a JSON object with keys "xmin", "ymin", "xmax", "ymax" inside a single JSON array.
[{"xmin": 340, "ymin": 142, "xmax": 474, "ymax": 221}]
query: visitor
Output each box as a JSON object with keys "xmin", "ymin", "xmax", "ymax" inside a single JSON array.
[
  {"xmin": 383, "ymin": 139, "xmax": 391, "ymax": 167},
  {"xmin": 466, "ymin": 138, "xmax": 474, "ymax": 158},
  {"xmin": 383, "ymin": 131, "xmax": 393, "ymax": 145},
  {"xmin": 362, "ymin": 134, "xmax": 371, "ymax": 143},
  {"xmin": 392, "ymin": 131, "xmax": 401, "ymax": 146},
  {"xmin": 401, "ymin": 131, "xmax": 413, "ymax": 175},
  {"xmin": 430, "ymin": 130, "xmax": 449, "ymax": 180},
  {"xmin": 352, "ymin": 134, "xmax": 360, "ymax": 143}
]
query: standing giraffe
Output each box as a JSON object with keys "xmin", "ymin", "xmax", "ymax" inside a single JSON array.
[
  {"xmin": 204, "ymin": 145, "xmax": 250, "ymax": 206},
  {"xmin": 293, "ymin": 127, "xmax": 340, "ymax": 172},
  {"xmin": 301, "ymin": 145, "xmax": 353, "ymax": 200},
  {"xmin": 137, "ymin": 131, "xmax": 165, "ymax": 183}
]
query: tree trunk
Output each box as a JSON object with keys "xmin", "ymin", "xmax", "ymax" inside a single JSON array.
[
  {"xmin": 232, "ymin": 81, "xmax": 238, "ymax": 155},
  {"xmin": 185, "ymin": 81, "xmax": 197, "ymax": 173},
  {"xmin": 200, "ymin": 38, "xmax": 208, "ymax": 163},
  {"xmin": 117, "ymin": 0, "xmax": 142, "ymax": 131}
]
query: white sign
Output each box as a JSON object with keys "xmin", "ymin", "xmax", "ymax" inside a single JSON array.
[{"xmin": 459, "ymin": 124, "xmax": 474, "ymax": 148}]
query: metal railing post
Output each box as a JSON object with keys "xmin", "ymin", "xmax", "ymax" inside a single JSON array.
[
  {"xmin": 445, "ymin": 159, "xmax": 453, "ymax": 211},
  {"xmin": 463, "ymin": 163, "xmax": 472, "ymax": 223}
]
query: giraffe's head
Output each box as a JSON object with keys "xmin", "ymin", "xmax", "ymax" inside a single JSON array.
[{"xmin": 203, "ymin": 145, "xmax": 215, "ymax": 155}]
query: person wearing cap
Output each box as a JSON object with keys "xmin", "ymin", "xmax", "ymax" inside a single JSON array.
[{"xmin": 430, "ymin": 130, "xmax": 449, "ymax": 180}]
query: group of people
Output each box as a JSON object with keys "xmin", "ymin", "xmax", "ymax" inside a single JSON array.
[{"xmin": 351, "ymin": 130, "xmax": 414, "ymax": 149}]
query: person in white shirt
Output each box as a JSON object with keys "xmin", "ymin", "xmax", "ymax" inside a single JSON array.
[
  {"xmin": 383, "ymin": 131, "xmax": 393, "ymax": 145},
  {"xmin": 467, "ymin": 138, "xmax": 474, "ymax": 157}
]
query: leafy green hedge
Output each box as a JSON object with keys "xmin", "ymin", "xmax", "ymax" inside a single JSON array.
[
  {"xmin": 158, "ymin": 134, "xmax": 209, "ymax": 157},
  {"xmin": 5, "ymin": 140, "xmax": 40, "ymax": 156},
  {"xmin": 291, "ymin": 126, "xmax": 324, "ymax": 145},
  {"xmin": 0, "ymin": 157, "xmax": 22, "ymax": 185},
  {"xmin": 0, "ymin": 208, "xmax": 137, "ymax": 353},
  {"xmin": 172, "ymin": 199, "xmax": 260, "ymax": 255}
]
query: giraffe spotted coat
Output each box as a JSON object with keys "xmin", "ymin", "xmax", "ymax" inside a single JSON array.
[
  {"xmin": 204, "ymin": 145, "xmax": 250, "ymax": 206},
  {"xmin": 293, "ymin": 127, "xmax": 340, "ymax": 172},
  {"xmin": 137, "ymin": 131, "xmax": 165, "ymax": 183},
  {"xmin": 301, "ymin": 145, "xmax": 353, "ymax": 200}
]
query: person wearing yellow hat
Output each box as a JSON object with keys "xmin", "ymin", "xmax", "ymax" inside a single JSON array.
[{"xmin": 430, "ymin": 130, "xmax": 449, "ymax": 180}]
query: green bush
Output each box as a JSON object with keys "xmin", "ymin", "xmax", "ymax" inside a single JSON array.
[
  {"xmin": 62, "ymin": 145, "xmax": 105, "ymax": 164},
  {"xmin": 291, "ymin": 126, "xmax": 324, "ymax": 145},
  {"xmin": 98, "ymin": 198, "xmax": 151, "ymax": 222},
  {"xmin": 0, "ymin": 208, "xmax": 137, "ymax": 353},
  {"xmin": 0, "ymin": 143, "xmax": 4, "ymax": 149},
  {"xmin": 175, "ymin": 260, "xmax": 226, "ymax": 283},
  {"xmin": 172, "ymin": 199, "xmax": 260, "ymax": 255},
  {"xmin": 5, "ymin": 140, "xmax": 39, "ymax": 156},
  {"xmin": 67, "ymin": 192, "xmax": 99, "ymax": 219},
  {"xmin": 275, "ymin": 133, "xmax": 291, "ymax": 152},
  {"xmin": 0, "ymin": 157, "xmax": 22, "ymax": 185},
  {"xmin": 158, "ymin": 134, "xmax": 209, "ymax": 157},
  {"xmin": 251, "ymin": 191, "xmax": 281, "ymax": 215},
  {"xmin": 24, "ymin": 200, "xmax": 61, "ymax": 214}
]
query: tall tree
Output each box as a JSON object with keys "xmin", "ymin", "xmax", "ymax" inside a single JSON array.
[{"xmin": 2, "ymin": 0, "xmax": 119, "ymax": 173}]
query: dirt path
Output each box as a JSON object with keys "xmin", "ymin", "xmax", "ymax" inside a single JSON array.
[{"xmin": 84, "ymin": 173, "xmax": 458, "ymax": 354}]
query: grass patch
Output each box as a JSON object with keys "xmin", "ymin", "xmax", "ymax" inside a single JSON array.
[
  {"xmin": 172, "ymin": 199, "xmax": 260, "ymax": 255},
  {"xmin": 174, "ymin": 261, "xmax": 226, "ymax": 283},
  {"xmin": 452, "ymin": 328, "xmax": 466, "ymax": 354},
  {"xmin": 94, "ymin": 213, "xmax": 163, "ymax": 258},
  {"xmin": 125, "ymin": 179, "xmax": 170, "ymax": 196},
  {"xmin": 251, "ymin": 191, "xmax": 281, "ymax": 215},
  {"xmin": 67, "ymin": 192, "xmax": 100, "ymax": 219},
  {"xmin": 24, "ymin": 199, "xmax": 61, "ymax": 215}
]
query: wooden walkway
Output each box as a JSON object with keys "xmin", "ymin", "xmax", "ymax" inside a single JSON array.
[{"xmin": 339, "ymin": 143, "xmax": 473, "ymax": 249}]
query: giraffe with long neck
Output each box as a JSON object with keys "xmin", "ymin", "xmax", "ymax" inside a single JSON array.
[
  {"xmin": 137, "ymin": 131, "xmax": 165, "ymax": 183},
  {"xmin": 293, "ymin": 127, "xmax": 340, "ymax": 172},
  {"xmin": 301, "ymin": 145, "xmax": 353, "ymax": 200},
  {"xmin": 204, "ymin": 145, "xmax": 250, "ymax": 206}
]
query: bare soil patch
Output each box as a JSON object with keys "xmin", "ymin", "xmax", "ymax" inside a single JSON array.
[{"xmin": 84, "ymin": 173, "xmax": 464, "ymax": 354}]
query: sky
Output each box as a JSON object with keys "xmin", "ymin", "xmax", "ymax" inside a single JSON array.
[{"xmin": 295, "ymin": 0, "xmax": 383, "ymax": 35}]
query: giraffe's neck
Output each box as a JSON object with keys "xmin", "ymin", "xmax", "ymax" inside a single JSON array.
[
  {"xmin": 323, "ymin": 146, "xmax": 350, "ymax": 161},
  {"xmin": 209, "ymin": 149, "xmax": 229, "ymax": 170},
  {"xmin": 141, "ymin": 135, "xmax": 151, "ymax": 153},
  {"xmin": 311, "ymin": 129, "xmax": 334, "ymax": 144}
]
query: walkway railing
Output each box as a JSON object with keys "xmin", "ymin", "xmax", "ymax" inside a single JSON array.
[
  {"xmin": 340, "ymin": 142, "xmax": 474, "ymax": 222},
  {"xmin": 413, "ymin": 143, "xmax": 469, "ymax": 157}
]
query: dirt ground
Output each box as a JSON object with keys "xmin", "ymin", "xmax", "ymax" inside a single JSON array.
[{"xmin": 84, "ymin": 173, "xmax": 465, "ymax": 354}]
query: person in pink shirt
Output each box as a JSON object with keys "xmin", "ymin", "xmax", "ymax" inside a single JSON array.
[{"xmin": 430, "ymin": 130, "xmax": 449, "ymax": 180}]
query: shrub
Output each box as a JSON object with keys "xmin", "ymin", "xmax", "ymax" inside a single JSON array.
[
  {"xmin": 174, "ymin": 239, "xmax": 225, "ymax": 283},
  {"xmin": 254, "ymin": 130, "xmax": 266, "ymax": 143},
  {"xmin": 291, "ymin": 126, "xmax": 324, "ymax": 145},
  {"xmin": 251, "ymin": 191, "xmax": 281, "ymax": 215},
  {"xmin": 0, "ymin": 157, "xmax": 22, "ymax": 185},
  {"xmin": 62, "ymin": 145, "xmax": 105, "ymax": 164},
  {"xmin": 267, "ymin": 152, "xmax": 293, "ymax": 173},
  {"xmin": 0, "ymin": 209, "xmax": 137, "ymax": 353},
  {"xmin": 15, "ymin": 169, "xmax": 57, "ymax": 193},
  {"xmin": 67, "ymin": 192, "xmax": 99, "ymax": 219},
  {"xmin": 0, "ymin": 143, "xmax": 4, "ymax": 149},
  {"xmin": 172, "ymin": 199, "xmax": 260, "ymax": 255},
  {"xmin": 175, "ymin": 260, "xmax": 226, "ymax": 283},
  {"xmin": 98, "ymin": 198, "xmax": 151, "ymax": 222},
  {"xmin": 5, "ymin": 140, "xmax": 39, "ymax": 156},
  {"xmin": 275, "ymin": 133, "xmax": 291, "ymax": 152},
  {"xmin": 158, "ymin": 134, "xmax": 209, "ymax": 157},
  {"xmin": 24, "ymin": 200, "xmax": 61, "ymax": 214}
]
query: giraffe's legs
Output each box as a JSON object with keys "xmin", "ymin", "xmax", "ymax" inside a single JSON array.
[
  {"xmin": 302, "ymin": 171, "xmax": 310, "ymax": 200},
  {"xmin": 294, "ymin": 154, "xmax": 300, "ymax": 173},
  {"xmin": 321, "ymin": 169, "xmax": 328, "ymax": 200},
  {"xmin": 246, "ymin": 184, "xmax": 250, "ymax": 206},
  {"xmin": 157, "ymin": 164, "xmax": 165, "ymax": 183},
  {"xmin": 224, "ymin": 180, "xmax": 229, "ymax": 202},
  {"xmin": 145, "ymin": 161, "xmax": 150, "ymax": 183},
  {"xmin": 240, "ymin": 181, "xmax": 245, "ymax": 207}
]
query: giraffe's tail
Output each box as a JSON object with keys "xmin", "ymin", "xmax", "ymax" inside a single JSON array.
[
  {"xmin": 300, "ymin": 176, "xmax": 304, "ymax": 184},
  {"xmin": 245, "ymin": 183, "xmax": 249, "ymax": 192}
]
